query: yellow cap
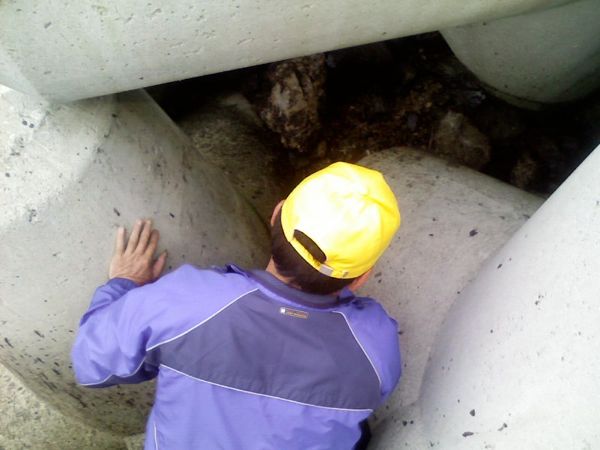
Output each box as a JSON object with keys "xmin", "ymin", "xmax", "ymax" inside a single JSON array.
[{"xmin": 281, "ymin": 162, "xmax": 401, "ymax": 279}]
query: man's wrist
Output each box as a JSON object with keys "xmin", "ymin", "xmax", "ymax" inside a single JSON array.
[{"xmin": 107, "ymin": 277, "xmax": 140, "ymax": 289}]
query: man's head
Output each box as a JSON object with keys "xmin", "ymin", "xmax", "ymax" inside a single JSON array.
[{"xmin": 270, "ymin": 162, "xmax": 401, "ymax": 295}]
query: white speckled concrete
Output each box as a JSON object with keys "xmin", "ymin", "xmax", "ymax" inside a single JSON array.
[
  {"xmin": 370, "ymin": 146, "xmax": 600, "ymax": 448},
  {"xmin": 0, "ymin": 363, "xmax": 125, "ymax": 449},
  {"xmin": 356, "ymin": 149, "xmax": 543, "ymax": 427},
  {"xmin": 0, "ymin": 0, "xmax": 572, "ymax": 102},
  {"xmin": 0, "ymin": 86, "xmax": 269, "ymax": 435},
  {"xmin": 442, "ymin": 0, "xmax": 600, "ymax": 106}
]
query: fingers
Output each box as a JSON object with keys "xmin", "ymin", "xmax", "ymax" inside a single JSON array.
[
  {"xmin": 115, "ymin": 226, "xmax": 125, "ymax": 254},
  {"xmin": 144, "ymin": 229, "xmax": 160, "ymax": 259},
  {"xmin": 137, "ymin": 219, "xmax": 152, "ymax": 254},
  {"xmin": 152, "ymin": 251, "xmax": 168, "ymax": 279},
  {"xmin": 126, "ymin": 219, "xmax": 143, "ymax": 254}
]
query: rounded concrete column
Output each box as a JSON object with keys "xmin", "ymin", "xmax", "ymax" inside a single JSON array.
[
  {"xmin": 414, "ymin": 144, "xmax": 600, "ymax": 448},
  {"xmin": 0, "ymin": 0, "xmax": 575, "ymax": 102},
  {"xmin": 441, "ymin": 0, "xmax": 600, "ymax": 106},
  {"xmin": 370, "ymin": 145, "xmax": 600, "ymax": 448},
  {"xmin": 353, "ymin": 149, "xmax": 542, "ymax": 433},
  {"xmin": 0, "ymin": 87, "xmax": 268, "ymax": 434}
]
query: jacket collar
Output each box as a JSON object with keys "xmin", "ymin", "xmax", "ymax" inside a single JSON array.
[{"xmin": 226, "ymin": 264, "xmax": 355, "ymax": 309}]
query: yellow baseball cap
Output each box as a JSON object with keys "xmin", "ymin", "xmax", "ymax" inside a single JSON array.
[{"xmin": 281, "ymin": 162, "xmax": 401, "ymax": 279}]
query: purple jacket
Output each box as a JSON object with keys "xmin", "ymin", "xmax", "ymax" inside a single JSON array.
[{"xmin": 72, "ymin": 264, "xmax": 401, "ymax": 449}]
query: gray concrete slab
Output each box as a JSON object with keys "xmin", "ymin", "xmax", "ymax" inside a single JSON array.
[{"xmin": 0, "ymin": 0, "xmax": 572, "ymax": 102}]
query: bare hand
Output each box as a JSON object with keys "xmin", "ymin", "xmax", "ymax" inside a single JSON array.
[{"xmin": 109, "ymin": 219, "xmax": 167, "ymax": 285}]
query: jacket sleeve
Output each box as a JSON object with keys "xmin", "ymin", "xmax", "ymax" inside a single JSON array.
[
  {"xmin": 345, "ymin": 298, "xmax": 402, "ymax": 406},
  {"xmin": 71, "ymin": 277, "xmax": 159, "ymax": 387},
  {"xmin": 71, "ymin": 265, "xmax": 253, "ymax": 388}
]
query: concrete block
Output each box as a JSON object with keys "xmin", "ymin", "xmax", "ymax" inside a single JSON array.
[
  {"xmin": 0, "ymin": 86, "xmax": 268, "ymax": 435},
  {"xmin": 0, "ymin": 0, "xmax": 573, "ymax": 102},
  {"xmin": 0, "ymin": 363, "xmax": 126, "ymax": 449},
  {"xmin": 442, "ymin": 0, "xmax": 600, "ymax": 106},
  {"xmin": 178, "ymin": 92, "xmax": 285, "ymax": 222},
  {"xmin": 370, "ymin": 145, "xmax": 600, "ymax": 447},
  {"xmin": 352, "ymin": 148, "xmax": 544, "ymax": 447},
  {"xmin": 358, "ymin": 149, "xmax": 543, "ymax": 418}
]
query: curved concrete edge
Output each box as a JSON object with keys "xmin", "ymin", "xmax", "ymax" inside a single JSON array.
[
  {"xmin": 441, "ymin": 0, "xmax": 600, "ymax": 105},
  {"xmin": 0, "ymin": 0, "xmax": 573, "ymax": 102},
  {"xmin": 353, "ymin": 149, "xmax": 543, "ymax": 424},
  {"xmin": 0, "ymin": 87, "xmax": 269, "ymax": 434},
  {"xmin": 0, "ymin": 363, "xmax": 126, "ymax": 450},
  {"xmin": 179, "ymin": 92, "xmax": 285, "ymax": 223},
  {"xmin": 376, "ymin": 144, "xmax": 600, "ymax": 449}
]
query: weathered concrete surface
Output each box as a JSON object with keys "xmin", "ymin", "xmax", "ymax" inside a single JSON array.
[
  {"xmin": 442, "ymin": 0, "xmax": 600, "ymax": 106},
  {"xmin": 0, "ymin": 364, "xmax": 125, "ymax": 449},
  {"xmin": 0, "ymin": 86, "xmax": 269, "ymax": 435},
  {"xmin": 354, "ymin": 149, "xmax": 543, "ymax": 438},
  {"xmin": 0, "ymin": 0, "xmax": 573, "ymax": 102},
  {"xmin": 178, "ymin": 92, "xmax": 285, "ymax": 222},
  {"xmin": 370, "ymin": 145, "xmax": 600, "ymax": 448}
]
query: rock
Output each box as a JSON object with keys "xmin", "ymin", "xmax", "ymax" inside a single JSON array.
[
  {"xmin": 510, "ymin": 134, "xmax": 566, "ymax": 193},
  {"xmin": 257, "ymin": 54, "xmax": 326, "ymax": 152},
  {"xmin": 433, "ymin": 111, "xmax": 491, "ymax": 169},
  {"xmin": 510, "ymin": 152, "xmax": 539, "ymax": 191}
]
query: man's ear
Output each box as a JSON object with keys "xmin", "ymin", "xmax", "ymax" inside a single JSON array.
[
  {"xmin": 348, "ymin": 269, "xmax": 373, "ymax": 292},
  {"xmin": 271, "ymin": 200, "xmax": 285, "ymax": 226}
]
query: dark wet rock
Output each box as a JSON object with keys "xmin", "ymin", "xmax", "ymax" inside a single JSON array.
[
  {"xmin": 510, "ymin": 134, "xmax": 567, "ymax": 193},
  {"xmin": 433, "ymin": 111, "xmax": 491, "ymax": 170},
  {"xmin": 148, "ymin": 32, "xmax": 597, "ymax": 197},
  {"xmin": 326, "ymin": 42, "xmax": 394, "ymax": 69},
  {"xmin": 511, "ymin": 152, "xmax": 539, "ymax": 191},
  {"xmin": 472, "ymin": 102, "xmax": 527, "ymax": 141},
  {"xmin": 257, "ymin": 55, "xmax": 327, "ymax": 152}
]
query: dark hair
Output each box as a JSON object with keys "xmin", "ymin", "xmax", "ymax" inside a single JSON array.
[{"xmin": 271, "ymin": 209, "xmax": 357, "ymax": 295}]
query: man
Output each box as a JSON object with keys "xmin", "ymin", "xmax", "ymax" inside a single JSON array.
[{"xmin": 72, "ymin": 162, "xmax": 402, "ymax": 449}]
